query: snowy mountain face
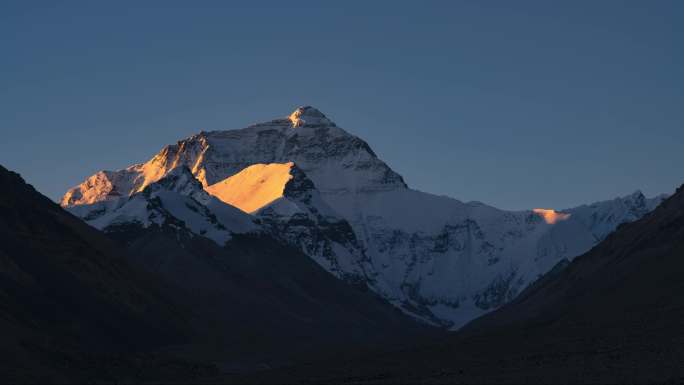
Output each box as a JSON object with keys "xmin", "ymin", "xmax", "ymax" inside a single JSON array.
[
  {"xmin": 67, "ymin": 166, "xmax": 257, "ymax": 245},
  {"xmin": 209, "ymin": 161, "xmax": 373, "ymax": 284},
  {"xmin": 62, "ymin": 106, "xmax": 405, "ymax": 208},
  {"xmin": 564, "ymin": 191, "xmax": 666, "ymax": 241},
  {"xmin": 62, "ymin": 106, "xmax": 667, "ymax": 328}
]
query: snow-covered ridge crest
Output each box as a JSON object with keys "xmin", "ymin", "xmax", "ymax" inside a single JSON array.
[
  {"xmin": 60, "ymin": 153, "xmax": 185, "ymax": 207},
  {"xmin": 66, "ymin": 165, "xmax": 257, "ymax": 245},
  {"xmin": 564, "ymin": 189, "xmax": 667, "ymax": 241},
  {"xmin": 532, "ymin": 208, "xmax": 571, "ymax": 224}
]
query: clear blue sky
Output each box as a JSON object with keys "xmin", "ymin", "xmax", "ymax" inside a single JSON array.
[{"xmin": 1, "ymin": 1, "xmax": 682, "ymax": 210}]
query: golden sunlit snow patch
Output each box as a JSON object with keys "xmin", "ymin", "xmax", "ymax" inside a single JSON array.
[
  {"xmin": 532, "ymin": 208, "xmax": 571, "ymax": 224},
  {"xmin": 206, "ymin": 162, "xmax": 295, "ymax": 213}
]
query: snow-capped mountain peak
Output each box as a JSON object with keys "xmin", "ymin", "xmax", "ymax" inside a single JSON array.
[
  {"xmin": 60, "ymin": 106, "xmax": 407, "ymax": 206},
  {"xmin": 61, "ymin": 106, "xmax": 668, "ymax": 329},
  {"xmin": 288, "ymin": 106, "xmax": 335, "ymax": 128}
]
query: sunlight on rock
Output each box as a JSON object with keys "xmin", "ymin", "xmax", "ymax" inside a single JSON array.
[
  {"xmin": 532, "ymin": 208, "xmax": 571, "ymax": 224},
  {"xmin": 288, "ymin": 106, "xmax": 331, "ymax": 128}
]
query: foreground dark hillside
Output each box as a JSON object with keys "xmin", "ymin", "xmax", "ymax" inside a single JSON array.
[
  {"xmin": 106, "ymin": 222, "xmax": 430, "ymax": 373},
  {"xmin": 0, "ymin": 165, "xmax": 429, "ymax": 383},
  {"xmin": 232, "ymin": 184, "xmax": 684, "ymax": 384},
  {"xmin": 0, "ymin": 165, "xmax": 205, "ymax": 383}
]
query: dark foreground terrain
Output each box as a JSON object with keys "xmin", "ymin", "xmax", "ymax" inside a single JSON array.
[
  {"xmin": 2, "ymin": 161, "xmax": 683, "ymax": 384},
  {"xmin": 0, "ymin": 165, "xmax": 429, "ymax": 383},
  {"xmin": 225, "ymin": 184, "xmax": 684, "ymax": 384},
  {"xmin": 0, "ymin": 165, "xmax": 211, "ymax": 383}
]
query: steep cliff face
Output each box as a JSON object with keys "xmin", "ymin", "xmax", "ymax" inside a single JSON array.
[{"xmin": 61, "ymin": 106, "xmax": 666, "ymax": 328}]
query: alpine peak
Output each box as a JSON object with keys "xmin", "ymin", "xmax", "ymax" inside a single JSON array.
[
  {"xmin": 288, "ymin": 106, "xmax": 334, "ymax": 128},
  {"xmin": 59, "ymin": 107, "xmax": 668, "ymax": 330}
]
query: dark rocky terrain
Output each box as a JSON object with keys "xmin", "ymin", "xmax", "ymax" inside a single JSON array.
[
  {"xmin": 0, "ymin": 165, "xmax": 210, "ymax": 383},
  {"xmin": 0, "ymin": 165, "xmax": 429, "ymax": 383},
  {"xmin": 106, "ymin": 222, "xmax": 430, "ymax": 373}
]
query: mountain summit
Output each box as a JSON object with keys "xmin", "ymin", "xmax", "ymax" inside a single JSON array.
[
  {"xmin": 62, "ymin": 106, "xmax": 406, "ymax": 204},
  {"xmin": 62, "ymin": 107, "xmax": 666, "ymax": 328},
  {"xmin": 288, "ymin": 106, "xmax": 334, "ymax": 128}
]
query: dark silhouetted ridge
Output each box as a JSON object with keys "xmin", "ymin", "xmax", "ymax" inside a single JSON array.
[{"xmin": 0, "ymin": 165, "xmax": 196, "ymax": 383}]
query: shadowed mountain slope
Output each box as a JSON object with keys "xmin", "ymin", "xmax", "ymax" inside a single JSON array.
[
  {"xmin": 0, "ymin": 164, "xmax": 429, "ymax": 382},
  {"xmin": 0, "ymin": 165, "xmax": 200, "ymax": 383},
  {"xmin": 105, "ymin": 219, "xmax": 431, "ymax": 373},
  {"xmin": 230, "ymin": 183, "xmax": 684, "ymax": 384}
]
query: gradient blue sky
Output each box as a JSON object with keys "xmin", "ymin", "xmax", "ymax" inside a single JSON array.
[{"xmin": 1, "ymin": 1, "xmax": 682, "ymax": 210}]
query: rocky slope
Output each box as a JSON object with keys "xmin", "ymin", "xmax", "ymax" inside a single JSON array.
[{"xmin": 62, "ymin": 106, "xmax": 666, "ymax": 328}]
